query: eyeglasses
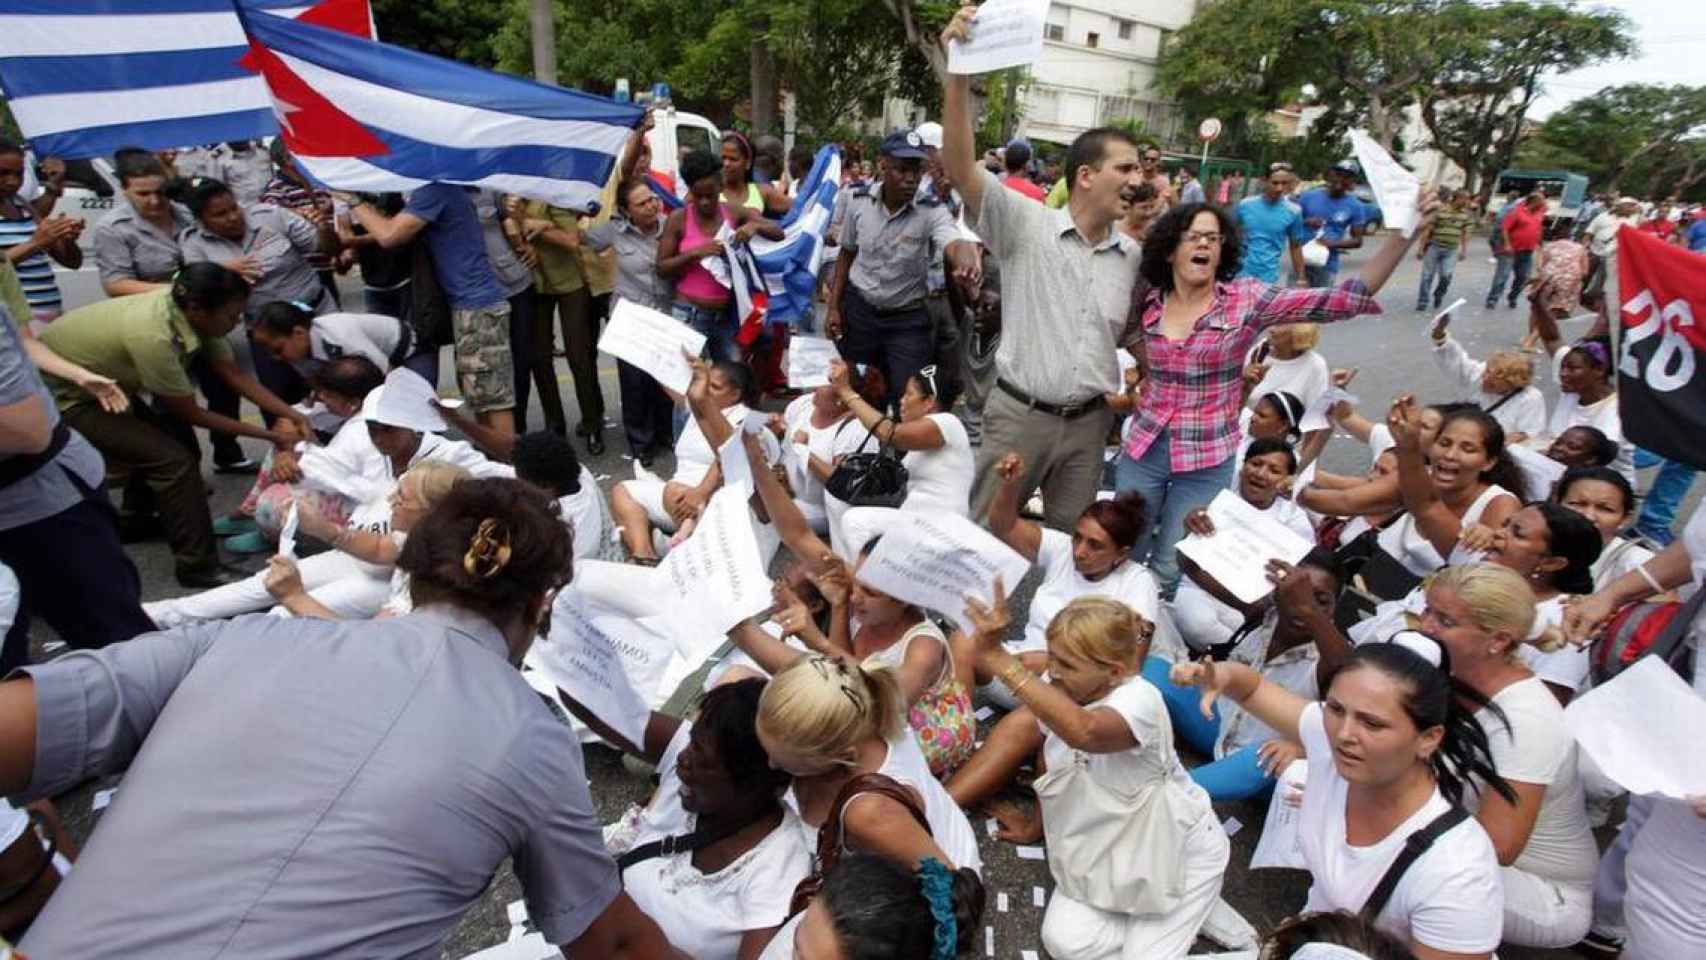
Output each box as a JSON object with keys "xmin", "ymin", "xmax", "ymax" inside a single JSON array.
[
  {"xmin": 918, "ymin": 364, "xmax": 938, "ymax": 397},
  {"xmin": 1268, "ymin": 162, "xmax": 1293, "ymax": 173},
  {"xmin": 1182, "ymin": 230, "xmax": 1223, "ymax": 245}
]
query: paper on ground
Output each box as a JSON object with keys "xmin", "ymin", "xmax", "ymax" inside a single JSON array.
[
  {"xmin": 1032, "ymin": 885, "xmax": 1046, "ymax": 906},
  {"xmin": 1175, "ymin": 490, "xmax": 1316, "ymax": 605},
  {"xmin": 854, "ymin": 510, "xmax": 1030, "ymax": 633},
  {"xmin": 947, "ymin": 0, "xmax": 1049, "ymax": 75},
  {"xmin": 1350, "ymin": 130, "xmax": 1422, "ymax": 237},
  {"xmin": 92, "ymin": 788, "xmax": 115, "ymax": 812},
  {"xmin": 458, "ymin": 931, "xmax": 554, "ymax": 960},
  {"xmin": 530, "ymin": 591, "xmax": 657, "ymax": 748},
  {"xmin": 1250, "ymin": 759, "xmax": 1309, "ymax": 870},
  {"xmin": 277, "ymin": 503, "xmax": 300, "ymax": 560},
  {"xmin": 505, "ymin": 900, "xmax": 528, "ymax": 926},
  {"xmin": 1014, "ymin": 845, "xmax": 1046, "ymax": 860},
  {"xmin": 655, "ymin": 484, "xmax": 774, "ymax": 662},
  {"xmin": 597, "ymin": 298, "xmax": 707, "ymax": 395},
  {"xmin": 1565, "ymin": 655, "xmax": 1706, "ymax": 799},
  {"xmin": 787, "ymin": 336, "xmax": 839, "ymax": 389},
  {"xmin": 997, "ymin": 891, "xmax": 1009, "ymax": 913},
  {"xmin": 1222, "ymin": 816, "xmax": 1243, "ymax": 837}
]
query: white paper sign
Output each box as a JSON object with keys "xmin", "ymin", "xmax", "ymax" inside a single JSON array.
[
  {"xmin": 1510, "ymin": 443, "xmax": 1568, "ymax": 501},
  {"xmin": 656, "ymin": 484, "xmax": 774, "ymax": 662},
  {"xmin": 1300, "ymin": 386, "xmax": 1356, "ymax": 434},
  {"xmin": 787, "ymin": 336, "xmax": 839, "ymax": 389},
  {"xmin": 1565, "ymin": 655, "xmax": 1706, "ymax": 799},
  {"xmin": 1249, "ymin": 759, "xmax": 1309, "ymax": 870},
  {"xmin": 1175, "ymin": 490, "xmax": 1316, "ymax": 605},
  {"xmin": 716, "ymin": 419, "xmax": 780, "ymax": 493},
  {"xmin": 598, "ymin": 298, "xmax": 708, "ymax": 395},
  {"xmin": 531, "ymin": 591, "xmax": 657, "ymax": 748},
  {"xmin": 947, "ymin": 0, "xmax": 1049, "ymax": 75},
  {"xmin": 1349, "ymin": 130, "xmax": 1422, "ymax": 237},
  {"xmin": 277, "ymin": 503, "xmax": 300, "ymax": 560},
  {"xmin": 856, "ymin": 511, "xmax": 1031, "ymax": 633}
]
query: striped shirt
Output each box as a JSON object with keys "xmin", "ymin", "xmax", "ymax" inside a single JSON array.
[
  {"xmin": 0, "ymin": 202, "xmax": 61, "ymax": 313},
  {"xmin": 1427, "ymin": 208, "xmax": 1472, "ymax": 250},
  {"xmin": 1125, "ymin": 277, "xmax": 1383, "ymax": 472}
]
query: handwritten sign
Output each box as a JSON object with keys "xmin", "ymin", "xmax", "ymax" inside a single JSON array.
[
  {"xmin": 1566, "ymin": 655, "xmax": 1706, "ymax": 799},
  {"xmin": 947, "ymin": 0, "xmax": 1049, "ymax": 75},
  {"xmin": 1176, "ymin": 490, "xmax": 1316, "ymax": 605},
  {"xmin": 1249, "ymin": 759, "xmax": 1310, "ymax": 870},
  {"xmin": 788, "ymin": 336, "xmax": 839, "ymax": 389},
  {"xmin": 598, "ymin": 297, "xmax": 708, "ymax": 394},
  {"xmin": 656, "ymin": 484, "xmax": 774, "ymax": 663},
  {"xmin": 532, "ymin": 591, "xmax": 660, "ymax": 748},
  {"xmin": 855, "ymin": 510, "xmax": 1031, "ymax": 633},
  {"xmin": 1349, "ymin": 130, "xmax": 1422, "ymax": 238}
]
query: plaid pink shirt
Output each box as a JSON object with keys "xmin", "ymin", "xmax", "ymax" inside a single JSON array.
[{"xmin": 1124, "ymin": 277, "xmax": 1382, "ymax": 472}]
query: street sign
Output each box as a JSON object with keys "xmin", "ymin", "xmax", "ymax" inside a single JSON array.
[{"xmin": 1198, "ymin": 118, "xmax": 1222, "ymax": 142}]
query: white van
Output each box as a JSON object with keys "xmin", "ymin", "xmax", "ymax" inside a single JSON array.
[
  {"xmin": 641, "ymin": 107, "xmax": 721, "ymax": 189},
  {"xmin": 41, "ymin": 156, "xmax": 121, "ymax": 312}
]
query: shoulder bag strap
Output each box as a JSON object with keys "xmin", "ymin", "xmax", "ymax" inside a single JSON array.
[
  {"xmin": 1359, "ymin": 806, "xmax": 1470, "ymax": 924},
  {"xmin": 1482, "ymin": 388, "xmax": 1523, "ymax": 416},
  {"xmin": 1645, "ymin": 584, "xmax": 1706, "ymax": 670},
  {"xmin": 615, "ymin": 806, "xmax": 764, "ymax": 870},
  {"xmin": 819, "ymin": 772, "xmax": 932, "ymax": 876}
]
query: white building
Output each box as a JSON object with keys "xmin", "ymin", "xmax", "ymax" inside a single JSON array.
[{"xmin": 1017, "ymin": 1, "xmax": 1199, "ymax": 147}]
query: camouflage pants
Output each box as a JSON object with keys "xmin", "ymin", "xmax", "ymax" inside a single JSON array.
[{"xmin": 451, "ymin": 302, "xmax": 515, "ymax": 412}]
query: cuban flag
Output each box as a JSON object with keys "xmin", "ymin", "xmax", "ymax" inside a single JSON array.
[
  {"xmin": 0, "ymin": 0, "xmax": 374, "ymax": 159},
  {"xmin": 238, "ymin": 2, "xmax": 643, "ymax": 210},
  {"xmin": 709, "ymin": 145, "xmax": 842, "ymax": 330}
]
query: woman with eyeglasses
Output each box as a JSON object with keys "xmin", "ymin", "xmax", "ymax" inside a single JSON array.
[
  {"xmin": 826, "ymin": 358, "xmax": 975, "ymax": 520},
  {"xmin": 1115, "ymin": 191, "xmax": 1439, "ymax": 598}
]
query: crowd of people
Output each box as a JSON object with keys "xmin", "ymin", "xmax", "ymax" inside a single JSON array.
[{"xmin": 0, "ymin": 6, "xmax": 1704, "ymax": 959}]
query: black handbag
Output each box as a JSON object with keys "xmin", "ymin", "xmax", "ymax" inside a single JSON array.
[{"xmin": 825, "ymin": 419, "xmax": 909, "ymax": 508}]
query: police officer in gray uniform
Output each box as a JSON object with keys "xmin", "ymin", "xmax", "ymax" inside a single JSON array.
[{"xmin": 824, "ymin": 130, "xmax": 965, "ymax": 407}]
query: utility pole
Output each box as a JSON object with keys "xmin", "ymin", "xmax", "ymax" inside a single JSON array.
[{"xmin": 530, "ymin": 0, "xmax": 557, "ymax": 86}]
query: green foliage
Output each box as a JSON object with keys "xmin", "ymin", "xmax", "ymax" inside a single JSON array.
[
  {"xmin": 371, "ymin": 0, "xmax": 508, "ymax": 66},
  {"xmin": 1520, "ymin": 84, "xmax": 1706, "ymax": 198}
]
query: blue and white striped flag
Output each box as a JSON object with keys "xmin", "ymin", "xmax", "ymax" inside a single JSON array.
[
  {"xmin": 238, "ymin": 3, "xmax": 644, "ymax": 211},
  {"xmin": 0, "ymin": 0, "xmax": 374, "ymax": 159},
  {"xmin": 711, "ymin": 146, "xmax": 842, "ymax": 329}
]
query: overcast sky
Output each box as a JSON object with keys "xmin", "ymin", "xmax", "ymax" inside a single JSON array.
[{"xmin": 1529, "ymin": 0, "xmax": 1706, "ymax": 118}]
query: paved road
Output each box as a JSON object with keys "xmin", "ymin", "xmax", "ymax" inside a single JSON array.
[{"xmin": 31, "ymin": 238, "xmax": 1652, "ymax": 958}]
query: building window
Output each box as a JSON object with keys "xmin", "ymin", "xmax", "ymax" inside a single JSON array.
[
  {"xmin": 1117, "ymin": 19, "xmax": 1134, "ymax": 40},
  {"xmin": 1086, "ymin": 31, "xmax": 1099, "ymax": 48},
  {"xmin": 1045, "ymin": 23, "xmax": 1064, "ymax": 41}
]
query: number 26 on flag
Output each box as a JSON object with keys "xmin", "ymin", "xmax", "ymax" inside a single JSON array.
[{"xmin": 1620, "ymin": 288, "xmax": 1696, "ymax": 393}]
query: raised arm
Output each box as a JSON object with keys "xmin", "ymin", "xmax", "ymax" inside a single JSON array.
[
  {"xmin": 1297, "ymin": 472, "xmax": 1402, "ymax": 517},
  {"xmin": 1356, "ymin": 189, "xmax": 1439, "ymax": 295},
  {"xmin": 938, "ymin": 6, "xmax": 986, "ymax": 219},
  {"xmin": 741, "ymin": 428, "xmax": 832, "ymax": 566},
  {"xmin": 1388, "ymin": 395, "xmax": 1474, "ymax": 559},
  {"xmin": 986, "ymin": 452, "xmax": 1041, "ymax": 562},
  {"xmin": 830, "ymin": 359, "xmax": 943, "ymax": 451}
]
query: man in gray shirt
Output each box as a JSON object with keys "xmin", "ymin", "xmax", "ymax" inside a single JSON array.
[
  {"xmin": 941, "ymin": 7, "xmax": 1147, "ymax": 529},
  {"xmin": 0, "ymin": 478, "xmax": 671, "ymax": 959},
  {"xmin": 825, "ymin": 129, "xmax": 964, "ymax": 407},
  {"xmin": 0, "ymin": 301, "xmax": 153, "ymax": 677}
]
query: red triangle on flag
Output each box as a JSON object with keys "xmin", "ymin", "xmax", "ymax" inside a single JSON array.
[
  {"xmin": 237, "ymin": 0, "xmax": 371, "ymax": 72},
  {"xmin": 241, "ymin": 38, "xmax": 390, "ymax": 158}
]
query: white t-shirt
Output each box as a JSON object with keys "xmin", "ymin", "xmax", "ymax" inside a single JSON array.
[
  {"xmin": 310, "ymin": 312, "xmax": 402, "ymax": 371},
  {"xmin": 1469, "ymin": 677, "xmax": 1598, "ymax": 886},
  {"xmin": 1039, "ymin": 678, "xmax": 1213, "ymax": 820},
  {"xmin": 1216, "ymin": 619, "xmax": 1319, "ymax": 757},
  {"xmin": 1296, "ymin": 703, "xmax": 1505, "ymax": 953},
  {"xmin": 781, "ymin": 732, "xmax": 983, "ymax": 876},
  {"xmin": 1593, "ymin": 536, "xmax": 1656, "ymax": 593},
  {"xmin": 1430, "ymin": 335, "xmax": 1548, "ymax": 439},
  {"xmin": 901, "ymin": 413, "xmax": 974, "ymax": 517},
  {"xmin": 1518, "ymin": 596, "xmax": 1591, "ymax": 693},
  {"xmin": 781, "ymin": 396, "xmax": 843, "ymax": 511},
  {"xmin": 1245, "ymin": 349, "xmax": 1330, "ymax": 415},
  {"xmin": 623, "ymin": 725, "xmax": 813, "ymax": 959},
  {"xmin": 1020, "ymin": 530, "xmax": 1161, "ymax": 654},
  {"xmin": 1377, "ymin": 484, "xmax": 1513, "ymax": 577},
  {"xmin": 559, "ymin": 467, "xmax": 617, "ymax": 562},
  {"xmin": 1546, "ymin": 346, "xmax": 1634, "ymax": 483},
  {"xmin": 673, "ymin": 403, "xmax": 754, "ymax": 488}
]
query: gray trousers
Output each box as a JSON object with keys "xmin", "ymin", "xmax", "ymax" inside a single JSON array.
[{"xmin": 968, "ymin": 385, "xmax": 1114, "ymax": 530}]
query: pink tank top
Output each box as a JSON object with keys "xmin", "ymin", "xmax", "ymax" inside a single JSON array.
[{"xmin": 675, "ymin": 206, "xmax": 730, "ymax": 303}]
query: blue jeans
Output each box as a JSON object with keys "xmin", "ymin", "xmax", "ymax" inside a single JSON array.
[
  {"xmin": 1303, "ymin": 263, "xmax": 1337, "ymax": 288},
  {"xmin": 672, "ymin": 300, "xmax": 739, "ymax": 363},
  {"xmin": 1416, "ymin": 245, "xmax": 1458, "ymax": 309},
  {"xmin": 1143, "ymin": 657, "xmax": 1276, "ymax": 802},
  {"xmin": 1487, "ymin": 250, "xmax": 1533, "ymax": 306},
  {"xmin": 1114, "ymin": 430, "xmax": 1236, "ymax": 596},
  {"xmin": 1633, "ymin": 448, "xmax": 1697, "ymax": 546}
]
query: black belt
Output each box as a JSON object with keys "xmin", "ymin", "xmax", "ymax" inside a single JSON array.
[
  {"xmin": 997, "ymin": 379, "xmax": 1105, "ymax": 419},
  {"xmin": 848, "ymin": 289, "xmax": 925, "ymax": 317},
  {"xmin": 0, "ymin": 422, "xmax": 71, "ymax": 490}
]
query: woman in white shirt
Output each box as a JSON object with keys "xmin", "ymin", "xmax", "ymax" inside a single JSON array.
[
  {"xmin": 611, "ymin": 360, "xmax": 758, "ymax": 562},
  {"xmin": 779, "ymin": 386, "xmax": 854, "ymax": 535},
  {"xmin": 826, "ymin": 359, "xmax": 973, "ymax": 518},
  {"xmin": 1553, "ymin": 466, "xmax": 1653, "ymax": 592},
  {"xmin": 560, "ymin": 677, "xmax": 811, "ymax": 960},
  {"xmin": 1532, "ymin": 306, "xmax": 1632, "ymax": 482},
  {"xmin": 1172, "ymin": 634, "xmax": 1511, "ymax": 960},
  {"xmin": 1429, "ymin": 329, "xmax": 1546, "ymax": 442},
  {"xmin": 1416, "ymin": 564, "xmax": 1600, "ymax": 948},
  {"xmin": 1244, "ymin": 324, "xmax": 1329, "ymax": 425},
  {"xmin": 967, "ymin": 592, "xmax": 1229, "ymax": 960},
  {"xmin": 984, "ymin": 450, "xmax": 1168, "ymax": 688}
]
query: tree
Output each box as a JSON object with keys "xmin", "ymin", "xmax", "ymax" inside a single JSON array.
[
  {"xmin": 370, "ymin": 0, "xmax": 508, "ymax": 66},
  {"xmin": 1520, "ymin": 84, "xmax": 1706, "ymax": 196},
  {"xmin": 1419, "ymin": 1, "xmax": 1633, "ymax": 196}
]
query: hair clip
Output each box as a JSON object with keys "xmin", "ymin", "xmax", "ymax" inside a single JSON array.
[
  {"xmin": 1387, "ymin": 629, "xmax": 1444, "ymax": 669},
  {"xmin": 463, "ymin": 518, "xmax": 512, "ymax": 579}
]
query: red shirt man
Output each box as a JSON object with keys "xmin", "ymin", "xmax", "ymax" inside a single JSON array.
[
  {"xmin": 1001, "ymin": 174, "xmax": 1047, "ymax": 202},
  {"xmin": 1638, "ymin": 207, "xmax": 1677, "ymax": 242},
  {"xmin": 1502, "ymin": 196, "xmax": 1546, "ymax": 253}
]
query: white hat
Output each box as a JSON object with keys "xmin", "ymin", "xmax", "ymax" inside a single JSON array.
[
  {"xmin": 364, "ymin": 367, "xmax": 447, "ymax": 433},
  {"xmin": 914, "ymin": 121, "xmax": 944, "ymax": 150},
  {"xmin": 1616, "ymin": 196, "xmax": 1640, "ymax": 207}
]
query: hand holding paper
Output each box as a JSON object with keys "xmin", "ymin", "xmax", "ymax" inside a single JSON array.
[
  {"xmin": 855, "ymin": 510, "xmax": 1031, "ymax": 633},
  {"xmin": 1565, "ymin": 656, "xmax": 1706, "ymax": 800},
  {"xmin": 946, "ymin": 0, "xmax": 1049, "ymax": 75},
  {"xmin": 788, "ymin": 336, "xmax": 839, "ymax": 389},
  {"xmin": 1349, "ymin": 130, "xmax": 1423, "ymax": 238},
  {"xmin": 597, "ymin": 298, "xmax": 708, "ymax": 395},
  {"xmin": 1175, "ymin": 491, "xmax": 1316, "ymax": 605}
]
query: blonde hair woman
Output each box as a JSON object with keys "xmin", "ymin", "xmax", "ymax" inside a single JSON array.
[
  {"xmin": 744, "ymin": 646, "xmax": 982, "ymax": 960},
  {"xmin": 960, "ymin": 589, "xmax": 1231, "ymax": 960},
  {"xmin": 1429, "ymin": 317, "xmax": 1547, "ymax": 443},
  {"xmin": 1414, "ymin": 564, "xmax": 1600, "ymax": 950}
]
